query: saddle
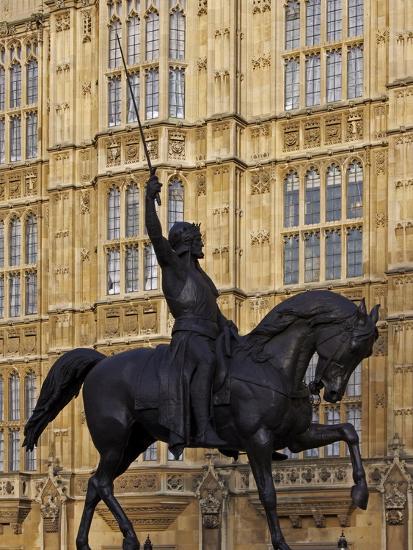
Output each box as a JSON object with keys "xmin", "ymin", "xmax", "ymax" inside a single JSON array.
[{"xmin": 212, "ymin": 332, "xmax": 291, "ymax": 406}]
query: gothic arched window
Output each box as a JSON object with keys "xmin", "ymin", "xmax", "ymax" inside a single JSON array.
[
  {"xmin": 168, "ymin": 179, "xmax": 184, "ymax": 230},
  {"xmin": 26, "ymin": 59, "xmax": 38, "ymax": 104},
  {"xmin": 9, "ymin": 217, "xmax": 21, "ymax": 266},
  {"xmin": 24, "ymin": 372, "xmax": 36, "ymax": 420},
  {"xmin": 305, "ymin": 169, "xmax": 320, "ymax": 225},
  {"xmin": 10, "ymin": 62, "xmax": 21, "ymax": 108},
  {"xmin": 25, "ymin": 214, "xmax": 37, "ymax": 264},
  {"xmin": 109, "ymin": 20, "xmax": 122, "ymax": 69},
  {"xmin": 146, "ymin": 11, "xmax": 160, "ymax": 61},
  {"xmin": 126, "ymin": 184, "xmax": 139, "ymax": 237},
  {"xmin": 285, "ymin": 1, "xmax": 300, "ymax": 50},
  {"xmin": 326, "ymin": 165, "xmax": 342, "ymax": 221},
  {"xmin": 347, "ymin": 162, "xmax": 363, "ymax": 218},
  {"xmin": 169, "ymin": 7, "xmax": 185, "ymax": 60},
  {"xmin": 144, "ymin": 243, "xmax": 158, "ymax": 290},
  {"xmin": 107, "ymin": 188, "xmax": 121, "ymax": 240},
  {"xmin": 284, "ymin": 172, "xmax": 299, "ymax": 228},
  {"xmin": 127, "ymin": 15, "xmax": 140, "ymax": 65},
  {"xmin": 9, "ymin": 373, "xmax": 20, "ymax": 421}
]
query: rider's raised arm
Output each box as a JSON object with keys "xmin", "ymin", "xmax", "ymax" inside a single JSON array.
[{"xmin": 145, "ymin": 174, "xmax": 176, "ymax": 267}]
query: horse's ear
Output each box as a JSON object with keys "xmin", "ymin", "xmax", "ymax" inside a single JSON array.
[
  {"xmin": 357, "ymin": 298, "xmax": 367, "ymax": 318},
  {"xmin": 370, "ymin": 304, "xmax": 380, "ymax": 325}
]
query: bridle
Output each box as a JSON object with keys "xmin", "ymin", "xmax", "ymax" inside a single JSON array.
[{"xmin": 308, "ymin": 316, "xmax": 358, "ymax": 397}]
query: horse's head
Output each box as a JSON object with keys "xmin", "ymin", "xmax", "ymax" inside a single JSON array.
[{"xmin": 311, "ymin": 299, "xmax": 379, "ymax": 403}]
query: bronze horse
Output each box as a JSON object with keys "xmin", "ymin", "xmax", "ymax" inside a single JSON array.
[{"xmin": 24, "ymin": 290, "xmax": 379, "ymax": 550}]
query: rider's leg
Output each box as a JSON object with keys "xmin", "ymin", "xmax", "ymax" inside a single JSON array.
[{"xmin": 189, "ymin": 336, "xmax": 225, "ymax": 445}]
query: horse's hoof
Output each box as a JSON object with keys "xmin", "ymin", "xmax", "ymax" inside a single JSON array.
[
  {"xmin": 274, "ymin": 542, "xmax": 292, "ymax": 550},
  {"xmin": 351, "ymin": 484, "xmax": 369, "ymax": 510},
  {"xmin": 76, "ymin": 543, "xmax": 92, "ymax": 550},
  {"xmin": 123, "ymin": 538, "xmax": 139, "ymax": 550}
]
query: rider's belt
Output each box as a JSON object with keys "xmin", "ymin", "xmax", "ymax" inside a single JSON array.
[{"xmin": 172, "ymin": 317, "xmax": 219, "ymax": 339}]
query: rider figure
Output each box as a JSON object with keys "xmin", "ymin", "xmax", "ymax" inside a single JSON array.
[{"xmin": 145, "ymin": 172, "xmax": 234, "ymax": 447}]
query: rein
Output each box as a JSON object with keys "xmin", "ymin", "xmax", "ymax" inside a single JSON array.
[{"xmin": 308, "ymin": 315, "xmax": 357, "ymax": 397}]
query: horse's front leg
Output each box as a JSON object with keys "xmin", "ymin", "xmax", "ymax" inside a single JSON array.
[
  {"xmin": 246, "ymin": 429, "xmax": 291, "ymax": 550},
  {"xmin": 288, "ymin": 422, "xmax": 368, "ymax": 509}
]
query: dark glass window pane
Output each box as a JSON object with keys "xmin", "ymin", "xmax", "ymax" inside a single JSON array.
[
  {"xmin": 325, "ymin": 230, "xmax": 341, "ymax": 280},
  {"xmin": 284, "ymin": 235, "xmax": 299, "ymax": 284},
  {"xmin": 284, "ymin": 172, "xmax": 299, "ymax": 227}
]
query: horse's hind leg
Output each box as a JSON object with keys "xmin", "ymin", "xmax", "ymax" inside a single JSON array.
[
  {"xmin": 76, "ymin": 478, "xmax": 101, "ymax": 550},
  {"xmin": 288, "ymin": 422, "xmax": 368, "ymax": 509},
  {"xmin": 76, "ymin": 429, "xmax": 154, "ymax": 550},
  {"xmin": 92, "ymin": 447, "xmax": 140, "ymax": 550}
]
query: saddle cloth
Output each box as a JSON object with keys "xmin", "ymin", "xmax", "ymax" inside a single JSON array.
[{"xmin": 134, "ymin": 334, "xmax": 291, "ymax": 413}]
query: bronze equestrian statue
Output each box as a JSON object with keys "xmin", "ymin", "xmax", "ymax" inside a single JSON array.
[{"xmin": 24, "ymin": 175, "xmax": 380, "ymax": 550}]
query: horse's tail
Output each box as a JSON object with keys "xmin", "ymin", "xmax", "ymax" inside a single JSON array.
[{"xmin": 23, "ymin": 348, "xmax": 106, "ymax": 451}]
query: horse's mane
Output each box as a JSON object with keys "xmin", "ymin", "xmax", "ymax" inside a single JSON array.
[{"xmin": 244, "ymin": 290, "xmax": 358, "ymax": 360}]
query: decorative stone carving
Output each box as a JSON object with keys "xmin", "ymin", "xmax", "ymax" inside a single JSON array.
[
  {"xmin": 376, "ymin": 212, "xmax": 387, "ymax": 227},
  {"xmin": 35, "ymin": 458, "xmax": 69, "ymax": 536},
  {"xmin": 325, "ymin": 115, "xmax": 342, "ymax": 145},
  {"xmin": 197, "ymin": 465, "xmax": 226, "ymax": 530},
  {"xmin": 304, "ymin": 120, "xmax": 321, "ymax": 148},
  {"xmin": 375, "ymin": 393, "xmax": 386, "ymax": 408},
  {"xmin": 197, "ymin": 173, "xmax": 206, "ymax": 196},
  {"xmin": 253, "ymin": 0, "xmax": 271, "ymax": 13},
  {"xmin": 283, "ymin": 123, "xmax": 299, "ymax": 152},
  {"xmin": 375, "ymin": 150, "xmax": 387, "ymax": 175},
  {"xmin": 55, "ymin": 12, "xmax": 70, "ymax": 32},
  {"xmin": 373, "ymin": 330, "xmax": 388, "ymax": 356},
  {"xmin": 250, "ymin": 229, "xmax": 270, "ymax": 245},
  {"xmin": 385, "ymin": 483, "xmax": 407, "ymax": 525},
  {"xmin": 124, "ymin": 134, "xmax": 140, "ymax": 164},
  {"xmin": 80, "ymin": 248, "xmax": 90, "ymax": 262},
  {"xmin": 80, "ymin": 190, "xmax": 90, "ymax": 214},
  {"xmin": 81, "ymin": 81, "xmax": 91, "ymax": 95},
  {"xmin": 105, "ymin": 308, "xmax": 120, "ymax": 337},
  {"xmin": 251, "ymin": 53, "xmax": 271, "ymax": 69},
  {"xmin": 115, "ymin": 473, "xmax": 160, "ymax": 493},
  {"xmin": 41, "ymin": 494, "xmax": 60, "ymax": 533},
  {"xmin": 9, "ymin": 175, "xmax": 21, "ymax": 199},
  {"xmin": 198, "ymin": 0, "xmax": 207, "ymax": 16},
  {"xmin": 145, "ymin": 131, "xmax": 159, "ymax": 160},
  {"xmin": 106, "ymin": 139, "xmax": 121, "ymax": 167},
  {"xmin": 197, "ymin": 57, "xmax": 207, "ymax": 71},
  {"xmin": 81, "ymin": 10, "xmax": 92, "ymax": 43},
  {"xmin": 251, "ymin": 169, "xmax": 271, "ymax": 194},
  {"xmin": 376, "ymin": 29, "xmax": 389, "ymax": 44},
  {"xmin": 25, "ymin": 171, "xmax": 38, "ymax": 195},
  {"xmin": 313, "ymin": 512, "xmax": 326, "ymax": 528},
  {"xmin": 168, "ymin": 131, "xmax": 186, "ymax": 160},
  {"xmin": 167, "ymin": 475, "xmax": 184, "ymax": 492},
  {"xmin": 346, "ymin": 111, "xmax": 364, "ymax": 141},
  {"xmin": 0, "ymin": 22, "xmax": 10, "ymax": 37}
]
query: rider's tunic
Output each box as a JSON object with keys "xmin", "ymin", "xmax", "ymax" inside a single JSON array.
[{"xmin": 159, "ymin": 261, "xmax": 221, "ymax": 452}]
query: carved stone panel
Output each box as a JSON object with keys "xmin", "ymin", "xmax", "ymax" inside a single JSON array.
[
  {"xmin": 283, "ymin": 123, "xmax": 300, "ymax": 152},
  {"xmin": 106, "ymin": 139, "xmax": 121, "ymax": 167},
  {"xmin": 124, "ymin": 133, "xmax": 140, "ymax": 164},
  {"xmin": 325, "ymin": 115, "xmax": 342, "ymax": 145},
  {"xmin": 304, "ymin": 120, "xmax": 321, "ymax": 148},
  {"xmin": 168, "ymin": 131, "xmax": 186, "ymax": 160},
  {"xmin": 346, "ymin": 111, "xmax": 364, "ymax": 141}
]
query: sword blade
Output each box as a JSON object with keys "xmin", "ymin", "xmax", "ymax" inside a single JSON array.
[{"xmin": 116, "ymin": 33, "xmax": 160, "ymax": 205}]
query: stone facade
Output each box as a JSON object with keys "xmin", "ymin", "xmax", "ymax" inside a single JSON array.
[{"xmin": 0, "ymin": 0, "xmax": 412, "ymax": 549}]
